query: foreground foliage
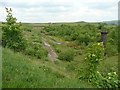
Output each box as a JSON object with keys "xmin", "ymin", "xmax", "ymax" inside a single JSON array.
[
  {"xmin": 95, "ymin": 71, "xmax": 120, "ymax": 88},
  {"xmin": 82, "ymin": 42, "xmax": 119, "ymax": 88},
  {"xmin": 84, "ymin": 42, "xmax": 104, "ymax": 81}
]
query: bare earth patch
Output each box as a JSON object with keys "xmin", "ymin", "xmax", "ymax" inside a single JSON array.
[{"xmin": 42, "ymin": 37, "xmax": 58, "ymax": 61}]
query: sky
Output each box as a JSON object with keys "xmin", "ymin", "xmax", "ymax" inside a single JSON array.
[{"xmin": 0, "ymin": 0, "xmax": 119, "ymax": 23}]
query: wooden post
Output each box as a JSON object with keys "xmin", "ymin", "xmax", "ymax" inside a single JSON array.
[
  {"xmin": 99, "ymin": 31, "xmax": 108, "ymax": 55},
  {"xmin": 100, "ymin": 31, "xmax": 108, "ymax": 48}
]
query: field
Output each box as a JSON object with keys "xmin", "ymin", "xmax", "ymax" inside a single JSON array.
[
  {"xmin": 2, "ymin": 20, "xmax": 119, "ymax": 88},
  {"xmin": 1, "ymin": 8, "xmax": 119, "ymax": 88}
]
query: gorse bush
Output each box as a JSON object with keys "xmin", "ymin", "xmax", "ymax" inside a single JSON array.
[
  {"xmin": 58, "ymin": 48, "xmax": 74, "ymax": 62},
  {"xmin": 2, "ymin": 8, "xmax": 26, "ymax": 51}
]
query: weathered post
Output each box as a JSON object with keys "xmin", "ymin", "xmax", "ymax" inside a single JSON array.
[
  {"xmin": 99, "ymin": 31, "xmax": 108, "ymax": 55},
  {"xmin": 100, "ymin": 31, "xmax": 108, "ymax": 47}
]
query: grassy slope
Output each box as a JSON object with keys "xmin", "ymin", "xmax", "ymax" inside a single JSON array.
[
  {"xmin": 2, "ymin": 47, "xmax": 94, "ymax": 88},
  {"xmin": 2, "ymin": 43, "xmax": 118, "ymax": 88}
]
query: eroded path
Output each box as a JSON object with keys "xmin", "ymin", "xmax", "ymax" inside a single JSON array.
[{"xmin": 42, "ymin": 37, "xmax": 58, "ymax": 61}]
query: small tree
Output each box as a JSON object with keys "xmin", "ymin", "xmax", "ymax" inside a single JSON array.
[{"xmin": 2, "ymin": 8, "xmax": 26, "ymax": 51}]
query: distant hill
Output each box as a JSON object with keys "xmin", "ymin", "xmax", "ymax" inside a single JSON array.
[
  {"xmin": 102, "ymin": 20, "xmax": 119, "ymax": 25},
  {"xmin": 1, "ymin": 20, "xmax": 119, "ymax": 25}
]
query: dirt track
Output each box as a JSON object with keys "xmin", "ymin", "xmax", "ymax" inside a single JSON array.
[{"xmin": 42, "ymin": 37, "xmax": 58, "ymax": 61}]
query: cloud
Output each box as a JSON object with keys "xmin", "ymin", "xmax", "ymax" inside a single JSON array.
[
  {"xmin": 0, "ymin": 0, "xmax": 119, "ymax": 23},
  {"xmin": 88, "ymin": 3, "xmax": 112, "ymax": 10}
]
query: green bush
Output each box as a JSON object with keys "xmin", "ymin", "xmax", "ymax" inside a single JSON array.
[
  {"xmin": 82, "ymin": 42, "xmax": 119, "ymax": 88},
  {"xmin": 2, "ymin": 8, "xmax": 26, "ymax": 51},
  {"xmin": 25, "ymin": 47, "xmax": 48, "ymax": 59},
  {"xmin": 81, "ymin": 42, "xmax": 104, "ymax": 81},
  {"xmin": 25, "ymin": 42, "xmax": 48, "ymax": 59},
  {"xmin": 44, "ymin": 24, "xmax": 99, "ymax": 45},
  {"xmin": 58, "ymin": 49, "xmax": 74, "ymax": 62}
]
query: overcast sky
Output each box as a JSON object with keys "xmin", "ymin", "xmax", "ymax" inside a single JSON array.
[{"xmin": 0, "ymin": 0, "xmax": 119, "ymax": 23}]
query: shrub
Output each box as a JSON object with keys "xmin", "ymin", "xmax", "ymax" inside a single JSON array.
[
  {"xmin": 78, "ymin": 42, "xmax": 104, "ymax": 82},
  {"xmin": 44, "ymin": 24, "xmax": 99, "ymax": 45},
  {"xmin": 25, "ymin": 42, "xmax": 48, "ymax": 59},
  {"xmin": 82, "ymin": 42, "xmax": 119, "ymax": 88},
  {"xmin": 58, "ymin": 48, "xmax": 74, "ymax": 62},
  {"xmin": 104, "ymin": 72, "xmax": 120, "ymax": 88},
  {"xmin": 84, "ymin": 42, "xmax": 105, "ymax": 80},
  {"xmin": 2, "ymin": 8, "xmax": 26, "ymax": 51},
  {"xmin": 76, "ymin": 33, "xmax": 91, "ymax": 45}
]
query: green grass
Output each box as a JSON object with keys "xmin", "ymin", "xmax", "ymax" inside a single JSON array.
[
  {"xmin": 2, "ymin": 47, "xmax": 94, "ymax": 88},
  {"xmin": 98, "ymin": 56, "xmax": 118, "ymax": 74}
]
